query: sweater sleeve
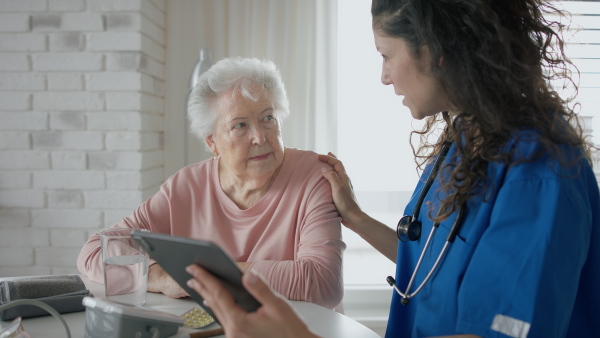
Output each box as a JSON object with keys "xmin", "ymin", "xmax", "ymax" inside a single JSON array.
[
  {"xmin": 76, "ymin": 179, "xmax": 173, "ymax": 283},
  {"xmin": 76, "ymin": 219, "xmax": 159, "ymax": 284},
  {"xmin": 76, "ymin": 231, "xmax": 105, "ymax": 283},
  {"xmin": 249, "ymin": 176, "xmax": 346, "ymax": 309}
]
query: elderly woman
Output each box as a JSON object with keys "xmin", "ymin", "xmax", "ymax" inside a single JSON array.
[{"xmin": 77, "ymin": 57, "xmax": 345, "ymax": 309}]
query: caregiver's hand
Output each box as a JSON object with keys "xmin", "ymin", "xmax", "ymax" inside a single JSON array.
[
  {"xmin": 318, "ymin": 152, "xmax": 367, "ymax": 230},
  {"xmin": 185, "ymin": 265, "xmax": 320, "ymax": 338}
]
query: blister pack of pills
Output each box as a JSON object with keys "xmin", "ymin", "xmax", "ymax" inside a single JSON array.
[{"xmin": 180, "ymin": 307, "xmax": 215, "ymax": 329}]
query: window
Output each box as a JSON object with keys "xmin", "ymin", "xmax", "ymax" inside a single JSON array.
[
  {"xmin": 555, "ymin": 1, "xmax": 600, "ymax": 147},
  {"xmin": 337, "ymin": 0, "xmax": 424, "ymax": 287},
  {"xmin": 336, "ymin": 2, "xmax": 422, "ymax": 332}
]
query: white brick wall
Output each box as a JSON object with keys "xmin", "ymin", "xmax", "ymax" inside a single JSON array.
[
  {"xmin": 0, "ymin": 112, "xmax": 48, "ymax": 130},
  {"xmin": 0, "ymin": 0, "xmax": 166, "ymax": 277},
  {"xmin": 0, "ymin": 14, "xmax": 30, "ymax": 32},
  {"xmin": 49, "ymin": 0, "xmax": 86, "ymax": 12},
  {"xmin": 0, "ymin": 1, "xmax": 48, "ymax": 13},
  {"xmin": 0, "ymin": 172, "xmax": 31, "ymax": 189},
  {"xmin": 0, "ymin": 92, "xmax": 31, "ymax": 110},
  {"xmin": 0, "ymin": 53, "xmax": 29, "ymax": 71},
  {"xmin": 0, "ymin": 34, "xmax": 46, "ymax": 51}
]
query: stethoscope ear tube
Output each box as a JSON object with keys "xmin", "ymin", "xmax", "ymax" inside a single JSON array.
[
  {"xmin": 387, "ymin": 276, "xmax": 411, "ymax": 305},
  {"xmin": 446, "ymin": 201, "xmax": 466, "ymax": 243}
]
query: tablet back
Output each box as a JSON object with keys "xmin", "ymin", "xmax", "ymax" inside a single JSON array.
[{"xmin": 130, "ymin": 231, "xmax": 261, "ymax": 321}]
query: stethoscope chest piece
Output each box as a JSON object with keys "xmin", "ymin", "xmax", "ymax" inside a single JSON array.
[{"xmin": 397, "ymin": 215, "xmax": 422, "ymax": 242}]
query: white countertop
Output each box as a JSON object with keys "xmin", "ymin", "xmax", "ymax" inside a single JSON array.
[{"xmin": 1, "ymin": 275, "xmax": 381, "ymax": 338}]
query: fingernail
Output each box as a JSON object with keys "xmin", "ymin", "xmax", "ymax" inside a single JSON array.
[
  {"xmin": 185, "ymin": 265, "xmax": 193, "ymax": 274},
  {"xmin": 321, "ymin": 167, "xmax": 329, "ymax": 172},
  {"xmin": 187, "ymin": 279, "xmax": 196, "ymax": 288}
]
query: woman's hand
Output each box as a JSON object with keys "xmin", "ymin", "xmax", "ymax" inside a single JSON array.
[
  {"xmin": 186, "ymin": 265, "xmax": 320, "ymax": 338},
  {"xmin": 237, "ymin": 261, "xmax": 252, "ymax": 272},
  {"xmin": 147, "ymin": 264, "xmax": 189, "ymax": 298},
  {"xmin": 318, "ymin": 153, "xmax": 366, "ymax": 230}
]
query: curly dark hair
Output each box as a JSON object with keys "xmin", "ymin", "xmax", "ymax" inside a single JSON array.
[{"xmin": 372, "ymin": 0, "xmax": 592, "ymax": 221}]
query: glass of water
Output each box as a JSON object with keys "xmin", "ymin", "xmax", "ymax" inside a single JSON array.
[{"xmin": 100, "ymin": 228, "xmax": 150, "ymax": 306}]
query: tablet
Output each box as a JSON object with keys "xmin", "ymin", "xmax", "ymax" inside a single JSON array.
[{"xmin": 131, "ymin": 231, "xmax": 261, "ymax": 321}]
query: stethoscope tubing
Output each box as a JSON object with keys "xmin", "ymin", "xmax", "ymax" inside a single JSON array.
[
  {"xmin": 399, "ymin": 209, "xmax": 454, "ymax": 301},
  {"xmin": 393, "ymin": 203, "xmax": 465, "ymax": 303},
  {"xmin": 389, "ymin": 141, "xmax": 466, "ymax": 304},
  {"xmin": 411, "ymin": 143, "xmax": 452, "ymax": 220},
  {"xmin": 408, "ymin": 230, "xmax": 450, "ymax": 299}
]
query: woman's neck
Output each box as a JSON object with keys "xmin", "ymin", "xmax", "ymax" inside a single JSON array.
[{"xmin": 218, "ymin": 161, "xmax": 283, "ymax": 210}]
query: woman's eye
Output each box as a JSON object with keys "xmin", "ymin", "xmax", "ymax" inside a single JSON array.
[
  {"xmin": 234, "ymin": 122, "xmax": 245, "ymax": 129},
  {"xmin": 263, "ymin": 115, "xmax": 274, "ymax": 121}
]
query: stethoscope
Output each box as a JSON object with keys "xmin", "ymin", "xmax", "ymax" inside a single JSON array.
[{"xmin": 387, "ymin": 142, "xmax": 466, "ymax": 305}]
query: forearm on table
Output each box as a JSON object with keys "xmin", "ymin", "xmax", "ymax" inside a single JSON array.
[
  {"xmin": 282, "ymin": 216, "xmax": 344, "ymax": 306},
  {"xmin": 236, "ymin": 247, "xmax": 343, "ymax": 306},
  {"xmin": 77, "ymin": 237, "xmax": 104, "ymax": 283},
  {"xmin": 251, "ymin": 256, "xmax": 343, "ymax": 309},
  {"xmin": 77, "ymin": 218, "xmax": 153, "ymax": 283}
]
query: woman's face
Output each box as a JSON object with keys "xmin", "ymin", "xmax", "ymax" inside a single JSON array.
[
  {"xmin": 373, "ymin": 30, "xmax": 450, "ymax": 119},
  {"xmin": 207, "ymin": 86, "xmax": 285, "ymax": 184}
]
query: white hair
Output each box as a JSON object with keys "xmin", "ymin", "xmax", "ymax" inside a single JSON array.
[{"xmin": 187, "ymin": 57, "xmax": 290, "ymax": 150}]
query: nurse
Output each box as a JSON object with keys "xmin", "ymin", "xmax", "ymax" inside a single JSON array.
[{"xmin": 185, "ymin": 0, "xmax": 600, "ymax": 337}]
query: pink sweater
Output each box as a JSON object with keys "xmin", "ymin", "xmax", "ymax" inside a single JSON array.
[{"xmin": 77, "ymin": 148, "xmax": 345, "ymax": 309}]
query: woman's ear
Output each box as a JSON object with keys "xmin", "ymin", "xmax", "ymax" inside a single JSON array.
[{"xmin": 206, "ymin": 135, "xmax": 218, "ymax": 156}]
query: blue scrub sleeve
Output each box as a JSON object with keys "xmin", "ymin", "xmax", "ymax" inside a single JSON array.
[{"xmin": 455, "ymin": 175, "xmax": 592, "ymax": 337}]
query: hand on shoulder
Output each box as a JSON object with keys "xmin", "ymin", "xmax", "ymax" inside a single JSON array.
[{"xmin": 318, "ymin": 152, "xmax": 367, "ymax": 230}]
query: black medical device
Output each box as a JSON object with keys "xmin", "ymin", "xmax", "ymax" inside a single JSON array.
[{"xmin": 389, "ymin": 142, "xmax": 466, "ymax": 305}]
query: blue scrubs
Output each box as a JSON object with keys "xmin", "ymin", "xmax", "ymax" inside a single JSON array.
[{"xmin": 385, "ymin": 133, "xmax": 600, "ymax": 337}]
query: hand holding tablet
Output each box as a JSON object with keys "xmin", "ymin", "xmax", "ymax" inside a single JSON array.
[{"xmin": 131, "ymin": 231, "xmax": 261, "ymax": 323}]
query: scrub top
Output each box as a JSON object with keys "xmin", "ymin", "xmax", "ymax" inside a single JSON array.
[{"xmin": 385, "ymin": 133, "xmax": 600, "ymax": 338}]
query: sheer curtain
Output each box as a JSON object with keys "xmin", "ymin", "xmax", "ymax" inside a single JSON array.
[
  {"xmin": 163, "ymin": 0, "xmax": 378, "ymax": 331},
  {"xmin": 165, "ymin": 0, "xmax": 337, "ymax": 171}
]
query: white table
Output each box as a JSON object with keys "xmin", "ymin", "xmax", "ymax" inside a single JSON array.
[{"xmin": 1, "ymin": 276, "xmax": 381, "ymax": 338}]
